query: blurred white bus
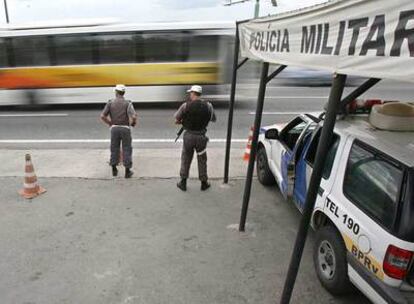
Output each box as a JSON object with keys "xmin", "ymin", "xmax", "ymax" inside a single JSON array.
[{"xmin": 0, "ymin": 21, "xmax": 234, "ymax": 106}]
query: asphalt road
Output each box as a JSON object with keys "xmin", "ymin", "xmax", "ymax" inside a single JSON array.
[{"xmin": 0, "ymin": 80, "xmax": 413, "ymax": 150}]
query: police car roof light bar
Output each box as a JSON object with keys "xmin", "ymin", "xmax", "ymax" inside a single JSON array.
[{"xmin": 347, "ymin": 98, "xmax": 382, "ymax": 114}]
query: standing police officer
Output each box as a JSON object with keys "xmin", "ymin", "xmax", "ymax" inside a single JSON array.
[
  {"xmin": 100, "ymin": 84, "xmax": 137, "ymax": 178},
  {"xmin": 174, "ymin": 85, "xmax": 216, "ymax": 191}
]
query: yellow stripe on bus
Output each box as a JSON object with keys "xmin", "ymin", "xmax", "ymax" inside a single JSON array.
[{"xmin": 0, "ymin": 62, "xmax": 220, "ymax": 89}]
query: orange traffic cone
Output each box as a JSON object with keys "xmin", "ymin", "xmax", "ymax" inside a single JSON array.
[
  {"xmin": 243, "ymin": 126, "xmax": 254, "ymax": 162},
  {"xmin": 19, "ymin": 154, "xmax": 46, "ymax": 199}
]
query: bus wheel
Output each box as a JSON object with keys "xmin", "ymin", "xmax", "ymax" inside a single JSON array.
[
  {"xmin": 313, "ymin": 225, "xmax": 352, "ymax": 295},
  {"xmin": 256, "ymin": 147, "xmax": 276, "ymax": 186}
]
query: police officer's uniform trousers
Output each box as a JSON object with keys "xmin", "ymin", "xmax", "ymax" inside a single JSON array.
[
  {"xmin": 180, "ymin": 131, "xmax": 209, "ymax": 182},
  {"xmin": 101, "ymin": 96, "xmax": 136, "ymax": 169},
  {"xmin": 110, "ymin": 126, "xmax": 132, "ymax": 169}
]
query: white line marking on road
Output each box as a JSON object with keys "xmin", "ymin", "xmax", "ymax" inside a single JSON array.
[
  {"xmin": 0, "ymin": 113, "xmax": 68, "ymax": 117},
  {"xmin": 0, "ymin": 139, "xmax": 247, "ymax": 144},
  {"xmin": 249, "ymin": 111, "xmax": 306, "ymax": 115}
]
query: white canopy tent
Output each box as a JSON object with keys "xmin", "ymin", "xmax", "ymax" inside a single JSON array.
[
  {"xmin": 222, "ymin": 1, "xmax": 414, "ymax": 303},
  {"xmin": 239, "ymin": 0, "xmax": 414, "ymax": 81}
]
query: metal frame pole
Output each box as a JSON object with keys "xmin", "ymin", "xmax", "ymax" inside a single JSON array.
[
  {"xmin": 266, "ymin": 65, "xmax": 286, "ymax": 82},
  {"xmin": 239, "ymin": 61, "xmax": 269, "ymax": 231},
  {"xmin": 340, "ymin": 78, "xmax": 381, "ymax": 110},
  {"xmin": 3, "ymin": 0, "xmax": 9, "ymax": 23},
  {"xmin": 254, "ymin": 0, "xmax": 260, "ymax": 18},
  {"xmin": 237, "ymin": 58, "xmax": 249, "ymax": 69},
  {"xmin": 280, "ymin": 73, "xmax": 347, "ymax": 304},
  {"xmin": 224, "ymin": 23, "xmax": 241, "ymax": 184}
]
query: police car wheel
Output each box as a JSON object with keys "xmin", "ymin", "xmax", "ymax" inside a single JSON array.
[
  {"xmin": 313, "ymin": 225, "xmax": 352, "ymax": 295},
  {"xmin": 256, "ymin": 147, "xmax": 276, "ymax": 186}
]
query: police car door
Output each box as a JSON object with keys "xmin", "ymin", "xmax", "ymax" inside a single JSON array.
[
  {"xmin": 299, "ymin": 128, "xmax": 343, "ymax": 212},
  {"xmin": 271, "ymin": 116, "xmax": 312, "ymax": 199}
]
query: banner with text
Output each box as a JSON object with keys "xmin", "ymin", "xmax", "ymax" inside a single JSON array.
[{"xmin": 239, "ymin": 0, "xmax": 414, "ymax": 82}]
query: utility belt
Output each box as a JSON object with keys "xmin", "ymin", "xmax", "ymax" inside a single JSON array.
[
  {"xmin": 111, "ymin": 124, "xmax": 131, "ymax": 130},
  {"xmin": 184, "ymin": 129, "xmax": 207, "ymax": 136}
]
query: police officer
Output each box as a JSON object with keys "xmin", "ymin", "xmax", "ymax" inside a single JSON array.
[
  {"xmin": 100, "ymin": 84, "xmax": 137, "ymax": 178},
  {"xmin": 174, "ymin": 85, "xmax": 216, "ymax": 191}
]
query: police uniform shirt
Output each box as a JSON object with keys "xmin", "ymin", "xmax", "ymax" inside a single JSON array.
[{"xmin": 102, "ymin": 97, "xmax": 136, "ymax": 126}]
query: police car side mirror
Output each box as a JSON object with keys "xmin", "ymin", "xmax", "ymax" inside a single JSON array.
[{"xmin": 265, "ymin": 128, "xmax": 279, "ymax": 140}]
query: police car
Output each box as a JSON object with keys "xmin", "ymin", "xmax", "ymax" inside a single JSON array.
[{"xmin": 256, "ymin": 101, "xmax": 414, "ymax": 304}]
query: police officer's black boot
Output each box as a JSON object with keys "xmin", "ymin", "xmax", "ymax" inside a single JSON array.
[
  {"xmin": 112, "ymin": 165, "xmax": 118, "ymax": 177},
  {"xmin": 201, "ymin": 181, "xmax": 210, "ymax": 191},
  {"xmin": 125, "ymin": 168, "xmax": 134, "ymax": 178},
  {"xmin": 177, "ymin": 178, "xmax": 187, "ymax": 191}
]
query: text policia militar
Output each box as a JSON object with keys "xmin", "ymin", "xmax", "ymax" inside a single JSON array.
[{"xmin": 248, "ymin": 10, "xmax": 414, "ymax": 57}]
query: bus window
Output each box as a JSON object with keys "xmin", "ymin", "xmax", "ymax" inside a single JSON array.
[
  {"xmin": 54, "ymin": 34, "xmax": 95, "ymax": 65},
  {"xmin": 11, "ymin": 36, "xmax": 50, "ymax": 67},
  {"xmin": 140, "ymin": 33, "xmax": 188, "ymax": 62},
  {"xmin": 0, "ymin": 38, "xmax": 7, "ymax": 67},
  {"xmin": 134, "ymin": 33, "xmax": 145, "ymax": 63},
  {"xmin": 5, "ymin": 38, "xmax": 15, "ymax": 67},
  {"xmin": 188, "ymin": 35, "xmax": 218, "ymax": 61},
  {"xmin": 47, "ymin": 36, "xmax": 57, "ymax": 66},
  {"xmin": 98, "ymin": 33, "xmax": 136, "ymax": 64}
]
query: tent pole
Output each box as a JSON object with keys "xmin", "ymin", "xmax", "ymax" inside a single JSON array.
[
  {"xmin": 224, "ymin": 23, "xmax": 241, "ymax": 184},
  {"xmin": 340, "ymin": 77, "xmax": 381, "ymax": 110},
  {"xmin": 280, "ymin": 73, "xmax": 347, "ymax": 304},
  {"xmin": 266, "ymin": 65, "xmax": 286, "ymax": 83},
  {"xmin": 239, "ymin": 61, "xmax": 269, "ymax": 232},
  {"xmin": 237, "ymin": 58, "xmax": 249, "ymax": 69}
]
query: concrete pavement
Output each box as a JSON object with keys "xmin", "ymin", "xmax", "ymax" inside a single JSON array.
[
  {"xmin": 0, "ymin": 148, "xmax": 246, "ymax": 179},
  {"xmin": 0, "ymin": 147, "xmax": 369, "ymax": 304}
]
